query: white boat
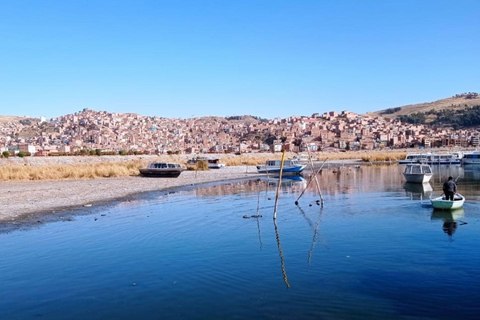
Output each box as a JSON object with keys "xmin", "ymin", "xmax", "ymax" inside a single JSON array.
[
  {"xmin": 430, "ymin": 193, "xmax": 465, "ymax": 210},
  {"xmin": 399, "ymin": 153, "xmax": 461, "ymax": 165},
  {"xmin": 402, "ymin": 163, "xmax": 433, "ymax": 183},
  {"xmin": 256, "ymin": 159, "xmax": 306, "ymax": 175},
  {"xmin": 292, "ymin": 153, "xmax": 311, "ymax": 163},
  {"xmin": 187, "ymin": 157, "xmax": 226, "ymax": 169},
  {"xmin": 205, "ymin": 158, "xmax": 226, "ymax": 169},
  {"xmin": 461, "ymin": 151, "xmax": 480, "ymax": 165},
  {"xmin": 139, "ymin": 162, "xmax": 186, "ymax": 177}
]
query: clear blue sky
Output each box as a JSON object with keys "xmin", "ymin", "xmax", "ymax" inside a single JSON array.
[{"xmin": 1, "ymin": 0, "xmax": 479, "ymax": 119}]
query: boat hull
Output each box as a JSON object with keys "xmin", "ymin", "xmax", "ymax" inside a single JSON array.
[
  {"xmin": 256, "ymin": 165, "xmax": 306, "ymax": 175},
  {"xmin": 208, "ymin": 163, "xmax": 226, "ymax": 169},
  {"xmin": 403, "ymin": 173, "xmax": 433, "ymax": 183},
  {"xmin": 430, "ymin": 194, "xmax": 465, "ymax": 210},
  {"xmin": 139, "ymin": 168, "xmax": 185, "ymax": 178}
]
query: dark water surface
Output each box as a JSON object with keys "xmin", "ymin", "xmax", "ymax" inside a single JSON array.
[{"xmin": 1, "ymin": 165, "xmax": 480, "ymax": 320}]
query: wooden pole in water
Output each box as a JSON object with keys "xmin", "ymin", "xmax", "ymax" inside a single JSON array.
[
  {"xmin": 273, "ymin": 150, "xmax": 286, "ymax": 220},
  {"xmin": 306, "ymin": 147, "xmax": 324, "ymax": 205},
  {"xmin": 295, "ymin": 159, "xmax": 327, "ymax": 205}
]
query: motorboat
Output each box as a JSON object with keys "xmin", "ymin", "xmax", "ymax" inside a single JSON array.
[
  {"xmin": 398, "ymin": 153, "xmax": 461, "ymax": 165},
  {"xmin": 402, "ymin": 163, "xmax": 433, "ymax": 183},
  {"xmin": 430, "ymin": 193, "xmax": 465, "ymax": 210},
  {"xmin": 205, "ymin": 158, "xmax": 226, "ymax": 169},
  {"xmin": 256, "ymin": 159, "xmax": 306, "ymax": 175},
  {"xmin": 139, "ymin": 162, "xmax": 186, "ymax": 177},
  {"xmin": 187, "ymin": 156, "xmax": 226, "ymax": 169},
  {"xmin": 292, "ymin": 153, "xmax": 311, "ymax": 163}
]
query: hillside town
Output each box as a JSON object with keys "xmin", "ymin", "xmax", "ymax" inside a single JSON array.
[{"xmin": 1, "ymin": 108, "xmax": 479, "ymax": 156}]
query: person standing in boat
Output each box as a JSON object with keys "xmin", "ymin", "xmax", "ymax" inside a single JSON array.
[{"xmin": 443, "ymin": 176, "xmax": 457, "ymax": 201}]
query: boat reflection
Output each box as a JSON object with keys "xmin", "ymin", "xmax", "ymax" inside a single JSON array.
[
  {"xmin": 431, "ymin": 208, "xmax": 465, "ymax": 237},
  {"xmin": 260, "ymin": 175, "xmax": 306, "ymax": 183},
  {"xmin": 462, "ymin": 164, "xmax": 480, "ymax": 180},
  {"xmin": 259, "ymin": 175, "xmax": 307, "ymax": 190},
  {"xmin": 404, "ymin": 182, "xmax": 433, "ymax": 200}
]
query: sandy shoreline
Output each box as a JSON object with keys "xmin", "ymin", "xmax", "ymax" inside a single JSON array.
[{"xmin": 0, "ymin": 166, "xmax": 263, "ymax": 224}]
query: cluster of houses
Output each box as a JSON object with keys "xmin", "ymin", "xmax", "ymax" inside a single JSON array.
[{"xmin": 1, "ymin": 108, "xmax": 479, "ymax": 156}]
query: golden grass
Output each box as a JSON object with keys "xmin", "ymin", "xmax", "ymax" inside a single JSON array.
[
  {"xmin": 223, "ymin": 156, "xmax": 271, "ymax": 166},
  {"xmin": 0, "ymin": 160, "xmax": 148, "ymax": 181},
  {"xmin": 358, "ymin": 151, "xmax": 407, "ymax": 162},
  {"xmin": 221, "ymin": 151, "xmax": 408, "ymax": 165}
]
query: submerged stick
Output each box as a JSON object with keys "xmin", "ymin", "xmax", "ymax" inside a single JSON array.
[{"xmin": 273, "ymin": 150, "xmax": 286, "ymax": 220}]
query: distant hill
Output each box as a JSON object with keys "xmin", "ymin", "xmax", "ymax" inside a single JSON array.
[
  {"xmin": 2, "ymin": 93, "xmax": 479, "ymax": 128},
  {"xmin": 0, "ymin": 115, "xmax": 32, "ymax": 124},
  {"xmin": 367, "ymin": 93, "xmax": 480, "ymax": 120}
]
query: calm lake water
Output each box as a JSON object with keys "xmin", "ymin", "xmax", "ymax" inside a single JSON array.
[{"xmin": 1, "ymin": 164, "xmax": 480, "ymax": 320}]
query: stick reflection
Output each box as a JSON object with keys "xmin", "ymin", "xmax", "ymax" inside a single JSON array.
[
  {"xmin": 274, "ymin": 218, "xmax": 290, "ymax": 288},
  {"xmin": 308, "ymin": 208, "xmax": 323, "ymax": 265}
]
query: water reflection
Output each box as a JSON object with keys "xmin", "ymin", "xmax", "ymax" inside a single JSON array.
[
  {"xmin": 403, "ymin": 182, "xmax": 433, "ymax": 200},
  {"xmin": 260, "ymin": 175, "xmax": 307, "ymax": 187},
  {"xmin": 431, "ymin": 208, "xmax": 465, "ymax": 237},
  {"xmin": 193, "ymin": 176, "xmax": 307, "ymax": 197},
  {"xmin": 308, "ymin": 208, "xmax": 323, "ymax": 265},
  {"xmin": 429, "ymin": 164, "xmax": 463, "ymax": 187},
  {"xmin": 255, "ymin": 192, "xmax": 263, "ymax": 250},
  {"xmin": 462, "ymin": 164, "xmax": 480, "ymax": 180},
  {"xmin": 188, "ymin": 165, "xmax": 480, "ymax": 204},
  {"xmin": 295, "ymin": 205, "xmax": 323, "ymax": 265},
  {"xmin": 273, "ymin": 218, "xmax": 290, "ymax": 288}
]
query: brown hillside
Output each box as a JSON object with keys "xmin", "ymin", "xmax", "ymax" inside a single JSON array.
[
  {"xmin": 0, "ymin": 115, "xmax": 26, "ymax": 124},
  {"xmin": 367, "ymin": 94, "xmax": 480, "ymax": 119}
]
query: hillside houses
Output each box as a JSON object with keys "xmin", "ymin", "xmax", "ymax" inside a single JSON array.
[{"xmin": 1, "ymin": 108, "xmax": 479, "ymax": 155}]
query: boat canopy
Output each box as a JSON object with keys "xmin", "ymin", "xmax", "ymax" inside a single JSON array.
[
  {"xmin": 404, "ymin": 164, "xmax": 432, "ymax": 174},
  {"xmin": 147, "ymin": 162, "xmax": 182, "ymax": 169}
]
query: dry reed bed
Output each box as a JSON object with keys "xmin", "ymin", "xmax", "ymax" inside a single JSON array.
[
  {"xmin": 0, "ymin": 151, "xmax": 407, "ymax": 181},
  {"xmin": 0, "ymin": 161, "xmax": 147, "ymax": 181}
]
